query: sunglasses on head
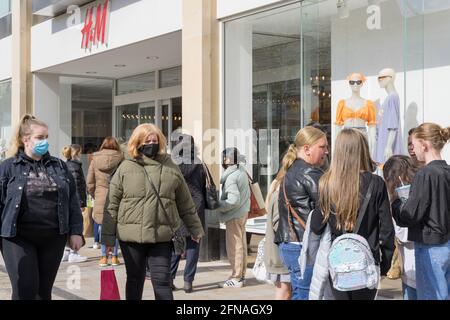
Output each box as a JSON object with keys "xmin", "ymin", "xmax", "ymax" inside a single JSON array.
[
  {"xmin": 378, "ymin": 75, "xmax": 392, "ymax": 81},
  {"xmin": 349, "ymin": 80, "xmax": 363, "ymax": 85}
]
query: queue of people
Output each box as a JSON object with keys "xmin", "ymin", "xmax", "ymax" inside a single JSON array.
[{"xmin": 0, "ymin": 113, "xmax": 448, "ymax": 301}]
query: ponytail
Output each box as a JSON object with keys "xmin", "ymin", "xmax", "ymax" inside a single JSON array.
[
  {"xmin": 275, "ymin": 144, "xmax": 297, "ymax": 186},
  {"xmin": 62, "ymin": 144, "xmax": 82, "ymax": 160},
  {"xmin": 7, "ymin": 114, "xmax": 48, "ymax": 158}
]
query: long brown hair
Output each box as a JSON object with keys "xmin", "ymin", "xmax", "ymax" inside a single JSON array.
[
  {"xmin": 274, "ymin": 126, "xmax": 326, "ymax": 189},
  {"xmin": 100, "ymin": 137, "xmax": 120, "ymax": 151},
  {"xmin": 319, "ymin": 129, "xmax": 373, "ymax": 231},
  {"xmin": 8, "ymin": 114, "xmax": 48, "ymax": 158},
  {"xmin": 383, "ymin": 155, "xmax": 418, "ymax": 201}
]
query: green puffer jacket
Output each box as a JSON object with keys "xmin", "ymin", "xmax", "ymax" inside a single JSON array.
[{"xmin": 102, "ymin": 154, "xmax": 205, "ymax": 246}]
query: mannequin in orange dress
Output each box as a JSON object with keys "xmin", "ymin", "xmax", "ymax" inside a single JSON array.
[{"xmin": 335, "ymin": 73, "xmax": 377, "ymax": 156}]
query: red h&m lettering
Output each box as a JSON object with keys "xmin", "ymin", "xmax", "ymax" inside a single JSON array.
[
  {"xmin": 94, "ymin": 0, "xmax": 109, "ymax": 46},
  {"xmin": 81, "ymin": 0, "xmax": 110, "ymax": 50}
]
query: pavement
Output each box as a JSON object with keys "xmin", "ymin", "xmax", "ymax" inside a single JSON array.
[{"xmin": 0, "ymin": 237, "xmax": 403, "ymax": 300}]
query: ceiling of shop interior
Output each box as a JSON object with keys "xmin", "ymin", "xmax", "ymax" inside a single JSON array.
[{"xmin": 37, "ymin": 30, "xmax": 181, "ymax": 79}]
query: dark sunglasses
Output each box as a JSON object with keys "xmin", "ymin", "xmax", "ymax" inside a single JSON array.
[
  {"xmin": 349, "ymin": 80, "xmax": 363, "ymax": 85},
  {"xmin": 378, "ymin": 75, "xmax": 392, "ymax": 80}
]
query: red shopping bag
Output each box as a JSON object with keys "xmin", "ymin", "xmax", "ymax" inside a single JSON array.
[{"xmin": 100, "ymin": 269, "xmax": 121, "ymax": 300}]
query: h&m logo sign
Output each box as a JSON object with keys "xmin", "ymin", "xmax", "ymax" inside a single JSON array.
[{"xmin": 80, "ymin": 0, "xmax": 111, "ymax": 51}]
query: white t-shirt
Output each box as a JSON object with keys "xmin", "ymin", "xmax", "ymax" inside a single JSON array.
[{"xmin": 394, "ymin": 220, "xmax": 416, "ymax": 289}]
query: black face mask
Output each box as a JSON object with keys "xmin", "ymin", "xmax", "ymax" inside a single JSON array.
[{"xmin": 139, "ymin": 144, "xmax": 159, "ymax": 158}]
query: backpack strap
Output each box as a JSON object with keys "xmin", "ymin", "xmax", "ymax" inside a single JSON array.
[{"xmin": 353, "ymin": 175, "xmax": 375, "ymax": 234}]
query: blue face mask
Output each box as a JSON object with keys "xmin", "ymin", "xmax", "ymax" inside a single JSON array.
[{"xmin": 33, "ymin": 139, "xmax": 49, "ymax": 156}]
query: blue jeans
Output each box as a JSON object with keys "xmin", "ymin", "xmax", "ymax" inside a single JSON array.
[
  {"xmin": 94, "ymin": 222, "xmax": 100, "ymax": 243},
  {"xmin": 414, "ymin": 240, "xmax": 450, "ymax": 300},
  {"xmin": 402, "ymin": 282, "xmax": 417, "ymax": 300},
  {"xmin": 279, "ymin": 242, "xmax": 313, "ymax": 300},
  {"xmin": 170, "ymin": 236, "xmax": 200, "ymax": 282},
  {"xmin": 98, "ymin": 225, "xmax": 119, "ymax": 257}
]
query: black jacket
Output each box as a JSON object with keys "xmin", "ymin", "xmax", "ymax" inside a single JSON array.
[
  {"xmin": 310, "ymin": 172, "xmax": 395, "ymax": 275},
  {"xmin": 275, "ymin": 159, "xmax": 323, "ymax": 244},
  {"xmin": 0, "ymin": 150, "xmax": 83, "ymax": 238},
  {"xmin": 392, "ymin": 160, "xmax": 450, "ymax": 245},
  {"xmin": 175, "ymin": 155, "xmax": 207, "ymax": 232},
  {"xmin": 66, "ymin": 159, "xmax": 87, "ymax": 208}
]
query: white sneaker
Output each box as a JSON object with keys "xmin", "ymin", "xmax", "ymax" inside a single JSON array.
[
  {"xmin": 61, "ymin": 249, "xmax": 70, "ymax": 262},
  {"xmin": 68, "ymin": 252, "xmax": 88, "ymax": 263},
  {"xmin": 221, "ymin": 278, "xmax": 244, "ymax": 288},
  {"xmin": 92, "ymin": 242, "xmax": 100, "ymax": 249}
]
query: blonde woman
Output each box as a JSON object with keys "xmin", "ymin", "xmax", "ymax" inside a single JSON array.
[
  {"xmin": 102, "ymin": 123, "xmax": 204, "ymax": 300},
  {"xmin": 392, "ymin": 123, "xmax": 450, "ymax": 300},
  {"xmin": 274, "ymin": 126, "xmax": 329, "ymax": 300},
  {"xmin": 0, "ymin": 115, "xmax": 84, "ymax": 300},
  {"xmin": 310, "ymin": 128, "xmax": 395, "ymax": 300},
  {"xmin": 61, "ymin": 144, "xmax": 88, "ymax": 263}
]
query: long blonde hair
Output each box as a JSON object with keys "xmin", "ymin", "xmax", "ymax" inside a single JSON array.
[
  {"xmin": 413, "ymin": 123, "xmax": 450, "ymax": 151},
  {"xmin": 319, "ymin": 129, "xmax": 373, "ymax": 231},
  {"xmin": 128, "ymin": 123, "xmax": 167, "ymax": 158},
  {"xmin": 274, "ymin": 126, "xmax": 326, "ymax": 189},
  {"xmin": 8, "ymin": 114, "xmax": 48, "ymax": 158},
  {"xmin": 62, "ymin": 144, "xmax": 81, "ymax": 160}
]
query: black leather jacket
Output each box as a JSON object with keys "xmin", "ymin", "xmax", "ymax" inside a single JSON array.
[
  {"xmin": 66, "ymin": 159, "xmax": 87, "ymax": 208},
  {"xmin": 274, "ymin": 159, "xmax": 323, "ymax": 244}
]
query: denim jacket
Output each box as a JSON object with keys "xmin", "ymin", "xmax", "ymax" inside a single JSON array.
[{"xmin": 0, "ymin": 151, "xmax": 83, "ymax": 238}]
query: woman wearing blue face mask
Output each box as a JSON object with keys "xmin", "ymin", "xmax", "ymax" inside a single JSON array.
[{"xmin": 0, "ymin": 114, "xmax": 84, "ymax": 300}]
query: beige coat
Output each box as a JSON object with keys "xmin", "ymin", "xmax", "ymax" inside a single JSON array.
[{"xmin": 87, "ymin": 149, "xmax": 123, "ymax": 224}]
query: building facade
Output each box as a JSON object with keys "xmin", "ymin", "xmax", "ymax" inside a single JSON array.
[{"xmin": 1, "ymin": 0, "xmax": 450, "ymax": 221}]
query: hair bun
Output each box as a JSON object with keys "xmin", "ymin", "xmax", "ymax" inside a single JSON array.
[
  {"xmin": 21, "ymin": 114, "xmax": 36, "ymax": 124},
  {"xmin": 441, "ymin": 127, "xmax": 450, "ymax": 142}
]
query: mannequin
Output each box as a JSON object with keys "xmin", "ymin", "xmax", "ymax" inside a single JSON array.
[
  {"xmin": 374, "ymin": 68, "xmax": 404, "ymax": 164},
  {"xmin": 335, "ymin": 73, "xmax": 377, "ymax": 156}
]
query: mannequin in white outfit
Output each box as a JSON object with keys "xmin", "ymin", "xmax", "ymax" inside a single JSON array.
[{"xmin": 335, "ymin": 73, "xmax": 377, "ymax": 156}]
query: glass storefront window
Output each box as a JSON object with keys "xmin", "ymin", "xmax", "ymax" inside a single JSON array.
[
  {"xmin": 224, "ymin": 3, "xmax": 302, "ymax": 196},
  {"xmin": 0, "ymin": 80, "xmax": 11, "ymax": 161},
  {"xmin": 159, "ymin": 66, "xmax": 181, "ymax": 88},
  {"xmin": 117, "ymin": 104, "xmax": 139, "ymax": 142},
  {"xmin": 224, "ymin": 0, "xmax": 450, "ymax": 197},
  {"xmin": 69, "ymin": 78, "xmax": 113, "ymax": 154},
  {"xmin": 116, "ymin": 72, "xmax": 156, "ymax": 95},
  {"xmin": 0, "ymin": 0, "xmax": 11, "ymax": 39},
  {"xmin": 0, "ymin": 0, "xmax": 10, "ymax": 18}
]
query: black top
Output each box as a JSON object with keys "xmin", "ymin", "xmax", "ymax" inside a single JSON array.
[
  {"xmin": 66, "ymin": 159, "xmax": 87, "ymax": 207},
  {"xmin": 19, "ymin": 153, "xmax": 59, "ymax": 230},
  {"xmin": 310, "ymin": 172, "xmax": 395, "ymax": 276},
  {"xmin": 275, "ymin": 159, "xmax": 323, "ymax": 244},
  {"xmin": 392, "ymin": 160, "xmax": 450, "ymax": 245}
]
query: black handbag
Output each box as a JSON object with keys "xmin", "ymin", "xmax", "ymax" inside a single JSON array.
[
  {"xmin": 202, "ymin": 163, "xmax": 219, "ymax": 210},
  {"xmin": 142, "ymin": 166, "xmax": 186, "ymax": 256}
]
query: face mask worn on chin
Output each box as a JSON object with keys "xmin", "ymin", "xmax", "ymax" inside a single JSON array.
[
  {"xmin": 33, "ymin": 139, "xmax": 49, "ymax": 156},
  {"xmin": 140, "ymin": 143, "xmax": 159, "ymax": 158}
]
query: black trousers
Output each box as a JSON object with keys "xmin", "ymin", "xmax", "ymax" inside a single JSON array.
[
  {"xmin": 170, "ymin": 236, "xmax": 200, "ymax": 282},
  {"xmin": 1, "ymin": 228, "xmax": 67, "ymax": 300},
  {"xmin": 329, "ymin": 277, "xmax": 378, "ymax": 300},
  {"xmin": 119, "ymin": 241, "xmax": 173, "ymax": 300}
]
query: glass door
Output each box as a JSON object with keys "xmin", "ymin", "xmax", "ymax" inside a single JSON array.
[{"xmin": 139, "ymin": 101, "xmax": 156, "ymax": 124}]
